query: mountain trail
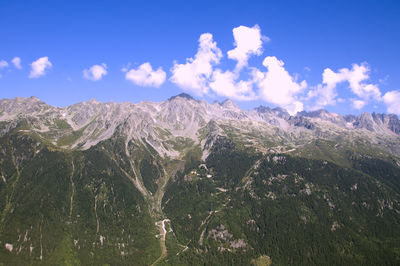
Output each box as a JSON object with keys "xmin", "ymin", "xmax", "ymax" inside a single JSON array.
[{"xmin": 151, "ymin": 219, "xmax": 170, "ymax": 266}]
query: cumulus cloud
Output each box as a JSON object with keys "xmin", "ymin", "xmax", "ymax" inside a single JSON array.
[
  {"xmin": 12, "ymin": 57, "xmax": 22, "ymax": 69},
  {"xmin": 346, "ymin": 64, "xmax": 381, "ymax": 100},
  {"xmin": 227, "ymin": 25, "xmax": 266, "ymax": 71},
  {"xmin": 383, "ymin": 90, "xmax": 400, "ymax": 115},
  {"xmin": 253, "ymin": 56, "xmax": 307, "ymax": 115},
  {"xmin": 83, "ymin": 63, "xmax": 107, "ymax": 81},
  {"xmin": 308, "ymin": 63, "xmax": 381, "ymax": 110},
  {"xmin": 29, "ymin": 57, "xmax": 52, "ymax": 78},
  {"xmin": 170, "ymin": 33, "xmax": 222, "ymax": 95},
  {"xmin": 306, "ymin": 68, "xmax": 343, "ymax": 109},
  {"xmin": 167, "ymin": 26, "xmax": 390, "ymax": 115},
  {"xmin": 209, "ymin": 69, "xmax": 256, "ymax": 101},
  {"xmin": 125, "ymin": 62, "xmax": 166, "ymax": 87}
]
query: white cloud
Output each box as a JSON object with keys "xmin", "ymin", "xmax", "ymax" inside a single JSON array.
[
  {"xmin": 383, "ymin": 90, "xmax": 400, "ymax": 115},
  {"xmin": 254, "ymin": 56, "xmax": 307, "ymax": 115},
  {"xmin": 170, "ymin": 33, "xmax": 222, "ymax": 96},
  {"xmin": 83, "ymin": 63, "xmax": 107, "ymax": 81},
  {"xmin": 29, "ymin": 57, "xmax": 52, "ymax": 78},
  {"xmin": 308, "ymin": 63, "xmax": 381, "ymax": 110},
  {"xmin": 352, "ymin": 99, "xmax": 366, "ymax": 110},
  {"xmin": 11, "ymin": 57, "xmax": 22, "ymax": 69},
  {"xmin": 0, "ymin": 60, "xmax": 8, "ymax": 69},
  {"xmin": 167, "ymin": 26, "xmax": 391, "ymax": 115},
  {"xmin": 306, "ymin": 68, "xmax": 343, "ymax": 109},
  {"xmin": 209, "ymin": 69, "xmax": 256, "ymax": 101},
  {"xmin": 227, "ymin": 25, "xmax": 265, "ymax": 71},
  {"xmin": 346, "ymin": 64, "xmax": 381, "ymax": 100},
  {"xmin": 125, "ymin": 62, "xmax": 166, "ymax": 87},
  {"xmin": 169, "ymin": 26, "xmax": 302, "ymax": 113}
]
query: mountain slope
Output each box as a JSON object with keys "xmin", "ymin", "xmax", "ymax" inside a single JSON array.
[{"xmin": 0, "ymin": 95, "xmax": 399, "ymax": 265}]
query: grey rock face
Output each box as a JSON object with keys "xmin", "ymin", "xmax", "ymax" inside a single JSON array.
[{"xmin": 1, "ymin": 94, "xmax": 399, "ymax": 159}]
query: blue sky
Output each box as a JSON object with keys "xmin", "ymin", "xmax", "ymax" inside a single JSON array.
[{"xmin": 0, "ymin": 0, "xmax": 399, "ymax": 115}]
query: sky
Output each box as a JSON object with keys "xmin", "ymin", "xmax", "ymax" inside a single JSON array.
[{"xmin": 1, "ymin": 0, "xmax": 400, "ymax": 115}]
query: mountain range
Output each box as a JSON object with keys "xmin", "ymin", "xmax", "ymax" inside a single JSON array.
[{"xmin": 0, "ymin": 94, "xmax": 399, "ymax": 265}]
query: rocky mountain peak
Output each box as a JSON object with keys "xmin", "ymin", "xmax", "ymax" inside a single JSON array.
[
  {"xmin": 168, "ymin": 93, "xmax": 195, "ymax": 101},
  {"xmin": 87, "ymin": 98, "xmax": 101, "ymax": 104},
  {"xmin": 0, "ymin": 96, "xmax": 399, "ymax": 156},
  {"xmin": 220, "ymin": 99, "xmax": 240, "ymax": 110},
  {"xmin": 0, "ymin": 96, "xmax": 50, "ymax": 118},
  {"xmin": 254, "ymin": 106, "xmax": 272, "ymax": 113}
]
